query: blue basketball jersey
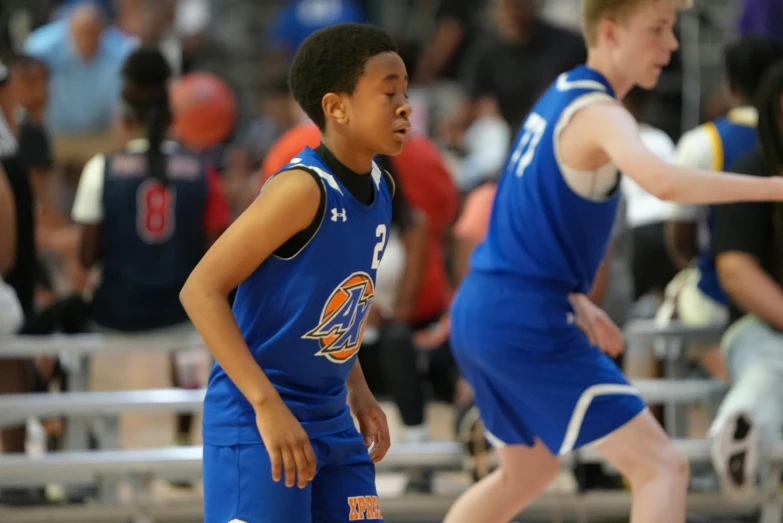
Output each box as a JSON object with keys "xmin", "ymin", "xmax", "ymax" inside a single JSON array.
[
  {"xmin": 696, "ymin": 113, "xmax": 757, "ymax": 304},
  {"xmin": 93, "ymin": 142, "xmax": 210, "ymax": 331},
  {"xmin": 202, "ymin": 147, "xmax": 393, "ymax": 446},
  {"xmin": 470, "ymin": 65, "xmax": 618, "ymax": 296}
]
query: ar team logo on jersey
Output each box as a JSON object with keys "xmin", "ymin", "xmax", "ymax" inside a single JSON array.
[{"xmin": 303, "ymin": 272, "xmax": 374, "ymax": 363}]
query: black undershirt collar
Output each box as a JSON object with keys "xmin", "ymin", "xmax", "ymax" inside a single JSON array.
[{"xmin": 316, "ymin": 142, "xmax": 374, "ymax": 206}]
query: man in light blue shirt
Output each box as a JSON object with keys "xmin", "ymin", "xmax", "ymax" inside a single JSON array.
[{"xmin": 24, "ymin": 2, "xmax": 135, "ymax": 137}]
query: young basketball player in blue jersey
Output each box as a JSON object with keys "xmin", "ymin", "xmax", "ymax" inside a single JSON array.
[
  {"xmin": 445, "ymin": 1, "xmax": 783, "ymax": 522},
  {"xmin": 180, "ymin": 23, "xmax": 411, "ymax": 523}
]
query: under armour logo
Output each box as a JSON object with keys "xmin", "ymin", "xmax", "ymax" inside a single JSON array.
[{"xmin": 331, "ymin": 208, "xmax": 347, "ymax": 222}]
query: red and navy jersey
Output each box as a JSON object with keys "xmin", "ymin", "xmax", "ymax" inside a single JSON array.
[
  {"xmin": 203, "ymin": 146, "xmax": 393, "ymax": 445},
  {"xmin": 93, "ymin": 141, "xmax": 230, "ymax": 331}
]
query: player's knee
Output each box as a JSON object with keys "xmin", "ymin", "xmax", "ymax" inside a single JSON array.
[
  {"xmin": 629, "ymin": 442, "xmax": 689, "ymax": 487},
  {"xmin": 663, "ymin": 445, "xmax": 690, "ymax": 482}
]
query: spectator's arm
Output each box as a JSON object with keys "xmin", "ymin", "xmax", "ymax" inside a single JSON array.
[
  {"xmin": 414, "ymin": 18, "xmax": 464, "ymax": 84},
  {"xmin": 203, "ymin": 164, "xmax": 232, "ymax": 249},
  {"xmin": 0, "ymin": 166, "xmax": 16, "ymax": 275},
  {"xmin": 394, "ymin": 209, "xmax": 428, "ymax": 324},
  {"xmin": 716, "ymin": 252, "xmax": 783, "ymax": 330},
  {"xmin": 71, "ymin": 155, "xmax": 106, "ymax": 268},
  {"xmin": 414, "ymin": 0, "xmax": 470, "ymax": 84}
]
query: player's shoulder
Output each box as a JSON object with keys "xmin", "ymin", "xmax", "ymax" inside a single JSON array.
[{"xmin": 264, "ymin": 167, "xmax": 323, "ymax": 197}]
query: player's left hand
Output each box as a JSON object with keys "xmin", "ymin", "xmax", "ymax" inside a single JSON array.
[
  {"xmin": 568, "ymin": 293, "xmax": 624, "ymax": 358},
  {"xmin": 350, "ymin": 397, "xmax": 391, "ymax": 463}
]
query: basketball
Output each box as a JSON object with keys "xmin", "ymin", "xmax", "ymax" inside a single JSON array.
[{"xmin": 170, "ymin": 72, "xmax": 237, "ymax": 151}]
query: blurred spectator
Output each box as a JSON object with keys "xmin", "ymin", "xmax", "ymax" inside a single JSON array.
[
  {"xmin": 53, "ymin": 0, "xmax": 115, "ymax": 21},
  {"xmin": 70, "ymin": 47, "xmax": 231, "ymax": 445},
  {"xmin": 241, "ymin": 77, "xmax": 306, "ymax": 167},
  {"xmin": 9, "ymin": 56, "xmax": 56, "ymax": 223},
  {"xmin": 118, "ymin": 0, "xmax": 211, "ymax": 76},
  {"xmin": 620, "ymin": 87, "xmax": 678, "ymax": 301},
  {"xmin": 0, "ymin": 59, "xmax": 41, "ymax": 505},
  {"xmin": 266, "ymin": 0, "xmax": 366, "ymax": 76},
  {"xmin": 413, "ymin": 0, "xmax": 485, "ymax": 85},
  {"xmin": 663, "ymin": 35, "xmax": 783, "ymax": 328},
  {"xmin": 0, "ymin": 162, "xmax": 24, "ymax": 336},
  {"xmin": 410, "ymin": 0, "xmax": 485, "ymax": 139},
  {"xmin": 71, "ymin": 46, "xmax": 230, "ymax": 330},
  {"xmin": 0, "ymin": 0, "xmax": 56, "ymax": 53},
  {"xmin": 9, "ymin": 54, "xmax": 89, "ymax": 297},
  {"xmin": 708, "ymin": 60, "xmax": 783, "ymax": 496},
  {"xmin": 24, "ymin": 3, "xmax": 136, "ymax": 161},
  {"xmin": 444, "ymin": 97, "xmax": 511, "ymax": 192},
  {"xmin": 0, "ymin": 61, "xmax": 33, "ymax": 323},
  {"xmin": 462, "ymin": 0, "xmax": 585, "ymax": 131}
]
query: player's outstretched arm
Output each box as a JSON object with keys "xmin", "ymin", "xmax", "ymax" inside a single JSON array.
[
  {"xmin": 585, "ymin": 103, "xmax": 783, "ymax": 204},
  {"xmin": 180, "ymin": 169, "xmax": 320, "ymax": 488}
]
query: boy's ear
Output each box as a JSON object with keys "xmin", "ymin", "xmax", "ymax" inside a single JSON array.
[{"xmin": 322, "ymin": 93, "xmax": 347, "ymax": 125}]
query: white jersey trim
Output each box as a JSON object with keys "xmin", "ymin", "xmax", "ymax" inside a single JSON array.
[
  {"xmin": 269, "ymin": 164, "xmax": 328, "ymax": 261},
  {"xmin": 553, "ymin": 92, "xmax": 620, "ymax": 202},
  {"xmin": 558, "ymin": 383, "xmax": 640, "ymax": 455},
  {"xmin": 71, "ymin": 154, "xmax": 107, "ymax": 224}
]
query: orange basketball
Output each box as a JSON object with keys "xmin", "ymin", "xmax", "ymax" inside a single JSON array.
[{"xmin": 170, "ymin": 72, "xmax": 237, "ymax": 151}]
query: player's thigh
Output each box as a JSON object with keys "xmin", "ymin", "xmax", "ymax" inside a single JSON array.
[
  {"xmin": 487, "ymin": 333, "xmax": 646, "ymax": 456},
  {"xmin": 203, "ymin": 443, "xmax": 312, "ymax": 523},
  {"xmin": 311, "ymin": 461, "xmax": 381, "ymax": 522},
  {"xmin": 311, "ymin": 431, "xmax": 382, "ymax": 523}
]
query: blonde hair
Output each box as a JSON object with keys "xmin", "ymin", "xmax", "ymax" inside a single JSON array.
[{"xmin": 581, "ymin": 0, "xmax": 692, "ymax": 48}]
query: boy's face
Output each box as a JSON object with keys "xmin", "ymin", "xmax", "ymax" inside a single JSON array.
[
  {"xmin": 342, "ymin": 52, "xmax": 412, "ymax": 156},
  {"xmin": 11, "ymin": 65, "xmax": 47, "ymax": 111},
  {"xmin": 606, "ymin": 1, "xmax": 680, "ymax": 89}
]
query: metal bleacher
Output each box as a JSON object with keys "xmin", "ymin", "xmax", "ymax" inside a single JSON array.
[{"xmin": 2, "ymin": 318, "xmax": 783, "ymax": 523}]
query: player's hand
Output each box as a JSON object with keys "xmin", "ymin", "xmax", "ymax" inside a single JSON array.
[
  {"xmin": 568, "ymin": 293, "xmax": 624, "ymax": 358},
  {"xmin": 350, "ymin": 395, "xmax": 391, "ymax": 463},
  {"xmin": 255, "ymin": 399, "xmax": 317, "ymax": 488}
]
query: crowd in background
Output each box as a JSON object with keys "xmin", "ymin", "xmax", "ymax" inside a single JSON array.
[{"xmin": 1, "ymin": 0, "xmax": 783, "ymax": 506}]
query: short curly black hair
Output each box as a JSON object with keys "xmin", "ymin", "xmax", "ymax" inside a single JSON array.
[{"xmin": 289, "ymin": 23, "xmax": 398, "ymax": 130}]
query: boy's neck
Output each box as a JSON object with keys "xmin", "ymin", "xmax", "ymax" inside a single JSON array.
[
  {"xmin": 320, "ymin": 134, "xmax": 373, "ymax": 175},
  {"xmin": 585, "ymin": 51, "xmax": 633, "ymax": 100}
]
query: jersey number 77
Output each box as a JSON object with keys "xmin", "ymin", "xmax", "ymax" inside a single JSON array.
[{"xmin": 509, "ymin": 113, "xmax": 547, "ymax": 178}]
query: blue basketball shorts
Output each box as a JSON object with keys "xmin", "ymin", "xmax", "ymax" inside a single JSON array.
[
  {"xmin": 203, "ymin": 427, "xmax": 381, "ymax": 523},
  {"xmin": 449, "ymin": 276, "xmax": 646, "ymax": 455}
]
